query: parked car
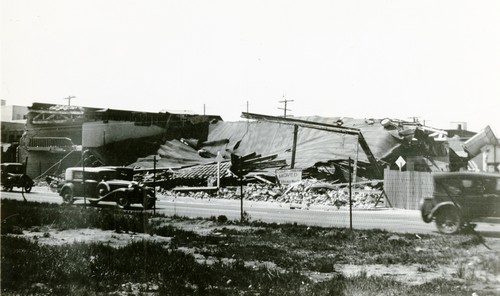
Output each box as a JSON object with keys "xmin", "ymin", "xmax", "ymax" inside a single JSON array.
[
  {"xmin": 420, "ymin": 172, "xmax": 500, "ymax": 234},
  {"xmin": 58, "ymin": 167, "xmax": 156, "ymax": 209},
  {"xmin": 0, "ymin": 163, "xmax": 34, "ymax": 193}
]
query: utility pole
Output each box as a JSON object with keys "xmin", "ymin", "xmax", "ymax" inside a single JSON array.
[
  {"xmin": 246, "ymin": 101, "xmax": 249, "ymax": 132},
  {"xmin": 278, "ymin": 94, "xmax": 293, "ymax": 118},
  {"xmin": 64, "ymin": 96, "xmax": 76, "ymax": 106}
]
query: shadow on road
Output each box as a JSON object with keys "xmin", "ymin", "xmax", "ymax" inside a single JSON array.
[{"xmin": 73, "ymin": 203, "xmax": 149, "ymax": 211}]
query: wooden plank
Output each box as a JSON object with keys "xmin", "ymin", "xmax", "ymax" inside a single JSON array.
[
  {"xmin": 242, "ymin": 154, "xmax": 278, "ymax": 164},
  {"xmin": 172, "ymin": 186, "xmax": 218, "ymax": 192}
]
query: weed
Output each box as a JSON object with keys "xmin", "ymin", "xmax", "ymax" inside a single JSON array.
[
  {"xmin": 307, "ymin": 257, "xmax": 337, "ymax": 273},
  {"xmin": 417, "ymin": 264, "xmax": 434, "ymax": 273},
  {"xmin": 217, "ymin": 214, "xmax": 228, "ymax": 223}
]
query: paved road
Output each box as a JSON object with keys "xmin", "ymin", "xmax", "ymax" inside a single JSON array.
[{"xmin": 2, "ymin": 187, "xmax": 499, "ymax": 236}]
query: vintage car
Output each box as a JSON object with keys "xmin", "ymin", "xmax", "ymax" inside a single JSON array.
[
  {"xmin": 0, "ymin": 163, "xmax": 34, "ymax": 193},
  {"xmin": 58, "ymin": 167, "xmax": 156, "ymax": 209},
  {"xmin": 420, "ymin": 172, "xmax": 500, "ymax": 234}
]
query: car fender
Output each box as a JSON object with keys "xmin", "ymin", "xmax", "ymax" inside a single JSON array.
[
  {"xmin": 429, "ymin": 202, "xmax": 461, "ymax": 220},
  {"xmin": 59, "ymin": 183, "xmax": 75, "ymax": 196},
  {"xmin": 96, "ymin": 182, "xmax": 111, "ymax": 197},
  {"xmin": 109, "ymin": 187, "xmax": 133, "ymax": 195},
  {"xmin": 59, "ymin": 184, "xmax": 75, "ymax": 197},
  {"xmin": 20, "ymin": 174, "xmax": 34, "ymax": 186}
]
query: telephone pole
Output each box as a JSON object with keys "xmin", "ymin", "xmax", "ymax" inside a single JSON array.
[
  {"xmin": 64, "ymin": 96, "xmax": 76, "ymax": 106},
  {"xmin": 278, "ymin": 94, "xmax": 293, "ymax": 118}
]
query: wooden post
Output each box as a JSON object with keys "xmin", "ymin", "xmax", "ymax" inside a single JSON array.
[
  {"xmin": 349, "ymin": 157, "xmax": 352, "ymax": 231},
  {"xmin": 153, "ymin": 155, "xmax": 156, "ymax": 214},
  {"xmin": 353, "ymin": 135, "xmax": 359, "ymax": 183},
  {"xmin": 240, "ymin": 179, "xmax": 244, "ymax": 222},
  {"xmin": 291, "ymin": 125, "xmax": 298, "ymax": 169},
  {"xmin": 82, "ymin": 150, "xmax": 86, "ymax": 208}
]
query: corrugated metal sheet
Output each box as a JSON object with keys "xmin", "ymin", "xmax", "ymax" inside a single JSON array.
[
  {"xmin": 174, "ymin": 161, "xmax": 232, "ymax": 179},
  {"xmin": 132, "ymin": 116, "xmax": 447, "ymax": 176},
  {"xmin": 132, "ymin": 139, "xmax": 215, "ymax": 168},
  {"xmin": 204, "ymin": 117, "xmax": 401, "ymax": 169}
]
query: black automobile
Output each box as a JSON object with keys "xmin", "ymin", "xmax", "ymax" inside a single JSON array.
[
  {"xmin": 58, "ymin": 167, "xmax": 156, "ymax": 209},
  {"xmin": 420, "ymin": 172, "xmax": 500, "ymax": 234},
  {"xmin": 1, "ymin": 163, "xmax": 34, "ymax": 193}
]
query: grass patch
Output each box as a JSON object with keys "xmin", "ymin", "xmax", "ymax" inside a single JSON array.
[
  {"xmin": 1, "ymin": 236, "xmax": 310, "ymax": 295},
  {"xmin": 1, "ymin": 199, "xmax": 495, "ymax": 295}
]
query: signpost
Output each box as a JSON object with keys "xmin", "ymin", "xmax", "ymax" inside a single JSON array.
[
  {"xmin": 276, "ymin": 169, "xmax": 302, "ymax": 186},
  {"xmin": 395, "ymin": 156, "xmax": 406, "ymax": 171}
]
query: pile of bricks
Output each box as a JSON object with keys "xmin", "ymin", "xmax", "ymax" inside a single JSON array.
[{"xmin": 162, "ymin": 178, "xmax": 383, "ymax": 209}]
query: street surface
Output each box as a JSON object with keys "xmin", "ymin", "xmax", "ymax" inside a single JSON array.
[{"xmin": 2, "ymin": 187, "xmax": 499, "ymax": 236}]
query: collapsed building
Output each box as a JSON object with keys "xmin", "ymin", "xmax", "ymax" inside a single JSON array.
[
  {"xmin": 132, "ymin": 112, "xmax": 499, "ymax": 187},
  {"xmin": 15, "ymin": 102, "xmax": 499, "ymax": 188}
]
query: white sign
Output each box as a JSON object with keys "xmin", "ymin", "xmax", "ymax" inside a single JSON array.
[
  {"xmin": 276, "ymin": 169, "xmax": 302, "ymax": 185},
  {"xmin": 395, "ymin": 156, "xmax": 406, "ymax": 170}
]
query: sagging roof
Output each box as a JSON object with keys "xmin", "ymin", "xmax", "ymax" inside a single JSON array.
[
  {"xmin": 136, "ymin": 116, "xmax": 450, "ymax": 177},
  {"xmin": 202, "ymin": 116, "xmax": 424, "ymax": 169}
]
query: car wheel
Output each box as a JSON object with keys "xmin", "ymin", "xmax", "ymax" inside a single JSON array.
[
  {"xmin": 435, "ymin": 208, "xmax": 462, "ymax": 234},
  {"xmin": 116, "ymin": 192, "xmax": 130, "ymax": 209},
  {"xmin": 62, "ymin": 189, "xmax": 74, "ymax": 204},
  {"xmin": 21, "ymin": 175, "xmax": 32, "ymax": 193}
]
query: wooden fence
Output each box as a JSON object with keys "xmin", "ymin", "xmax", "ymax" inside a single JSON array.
[{"xmin": 383, "ymin": 168, "xmax": 433, "ymax": 210}]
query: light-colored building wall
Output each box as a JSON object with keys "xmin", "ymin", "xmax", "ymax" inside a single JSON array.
[{"xmin": 1, "ymin": 105, "xmax": 28, "ymax": 122}]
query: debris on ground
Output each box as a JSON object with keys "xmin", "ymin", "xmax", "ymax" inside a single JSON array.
[{"xmin": 161, "ymin": 178, "xmax": 383, "ymax": 209}]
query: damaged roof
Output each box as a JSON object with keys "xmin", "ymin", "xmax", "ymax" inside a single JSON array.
[
  {"xmin": 131, "ymin": 115, "xmax": 452, "ymax": 179},
  {"xmin": 203, "ymin": 116, "xmax": 431, "ymax": 169}
]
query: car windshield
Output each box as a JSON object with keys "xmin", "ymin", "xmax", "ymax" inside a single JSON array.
[
  {"xmin": 115, "ymin": 169, "xmax": 133, "ymax": 181},
  {"xmin": 5, "ymin": 165, "xmax": 24, "ymax": 174},
  {"xmin": 434, "ymin": 177, "xmax": 462, "ymax": 196},
  {"xmin": 482, "ymin": 177, "xmax": 500, "ymax": 195},
  {"xmin": 435, "ymin": 175, "xmax": 500, "ymax": 197},
  {"xmin": 98, "ymin": 171, "xmax": 117, "ymax": 181}
]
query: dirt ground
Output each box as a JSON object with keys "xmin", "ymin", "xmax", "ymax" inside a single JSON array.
[{"xmin": 15, "ymin": 218, "xmax": 500, "ymax": 293}]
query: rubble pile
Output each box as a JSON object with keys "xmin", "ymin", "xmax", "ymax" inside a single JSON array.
[{"xmin": 162, "ymin": 179, "xmax": 383, "ymax": 209}]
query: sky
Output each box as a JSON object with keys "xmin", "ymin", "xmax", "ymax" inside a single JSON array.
[{"xmin": 1, "ymin": 0, "xmax": 499, "ymax": 135}]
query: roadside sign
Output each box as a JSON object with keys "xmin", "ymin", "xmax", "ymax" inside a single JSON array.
[
  {"xmin": 395, "ymin": 156, "xmax": 406, "ymax": 170},
  {"xmin": 276, "ymin": 169, "xmax": 302, "ymax": 185}
]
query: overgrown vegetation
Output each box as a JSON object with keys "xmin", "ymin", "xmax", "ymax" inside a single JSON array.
[{"xmin": 1, "ymin": 199, "xmax": 496, "ymax": 295}]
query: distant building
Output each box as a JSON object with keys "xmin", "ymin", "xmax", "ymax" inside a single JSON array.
[
  {"xmin": 446, "ymin": 123, "xmax": 499, "ymax": 173},
  {"xmin": 1, "ymin": 101, "xmax": 28, "ymax": 162},
  {"xmin": 18, "ymin": 102, "xmax": 221, "ymax": 178},
  {"xmin": 1, "ymin": 104, "xmax": 28, "ymax": 122}
]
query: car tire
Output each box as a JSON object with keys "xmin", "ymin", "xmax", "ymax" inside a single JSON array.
[
  {"xmin": 21, "ymin": 175, "xmax": 32, "ymax": 193},
  {"xmin": 435, "ymin": 208, "xmax": 462, "ymax": 234},
  {"xmin": 116, "ymin": 192, "xmax": 130, "ymax": 209},
  {"xmin": 62, "ymin": 188, "xmax": 74, "ymax": 204}
]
